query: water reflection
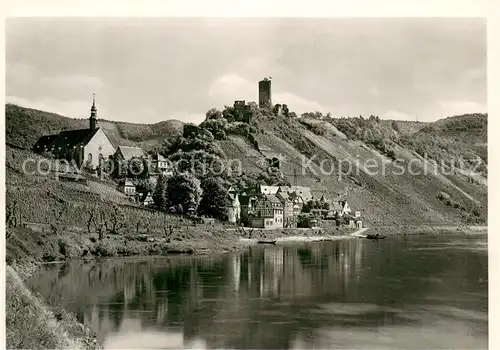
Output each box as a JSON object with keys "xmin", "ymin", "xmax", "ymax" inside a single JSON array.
[{"xmin": 29, "ymin": 234, "xmax": 488, "ymax": 349}]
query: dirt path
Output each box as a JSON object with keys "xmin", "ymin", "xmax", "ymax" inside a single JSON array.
[
  {"xmin": 239, "ymin": 227, "xmax": 371, "ymax": 245},
  {"xmin": 349, "ymin": 227, "xmax": 370, "ymax": 238}
]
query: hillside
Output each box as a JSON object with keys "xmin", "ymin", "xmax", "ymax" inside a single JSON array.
[
  {"xmin": 5, "ymin": 104, "xmax": 184, "ymax": 151},
  {"xmin": 407, "ymin": 114, "xmax": 487, "ymax": 169},
  {"xmin": 4, "ymin": 103, "xmax": 488, "ymax": 227},
  {"xmin": 217, "ymin": 110, "xmax": 487, "ymax": 227}
]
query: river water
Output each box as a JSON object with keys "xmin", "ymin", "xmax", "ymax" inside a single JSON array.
[{"xmin": 29, "ymin": 233, "xmax": 488, "ymax": 349}]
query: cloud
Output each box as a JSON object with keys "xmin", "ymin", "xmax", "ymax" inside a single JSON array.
[
  {"xmin": 166, "ymin": 112, "xmax": 206, "ymax": 124},
  {"xmin": 208, "ymin": 74, "xmax": 255, "ymax": 103},
  {"xmin": 6, "ymin": 62, "xmax": 106, "ymax": 111},
  {"xmin": 369, "ymin": 85, "xmax": 380, "ymax": 96},
  {"xmin": 439, "ymin": 100, "xmax": 487, "ymax": 116},
  {"xmin": 40, "ymin": 74, "xmax": 105, "ymax": 94},
  {"xmin": 6, "ymin": 95, "xmax": 110, "ymax": 119},
  {"xmin": 274, "ymin": 92, "xmax": 331, "ymax": 115},
  {"xmin": 382, "ymin": 110, "xmax": 416, "ymax": 121}
]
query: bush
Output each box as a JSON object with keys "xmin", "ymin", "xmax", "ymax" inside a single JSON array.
[
  {"xmin": 386, "ymin": 149, "xmax": 396, "ymax": 160},
  {"xmin": 297, "ymin": 213, "xmax": 313, "ymax": 228},
  {"xmin": 437, "ymin": 192, "xmax": 451, "ymax": 201},
  {"xmin": 92, "ymin": 240, "xmax": 117, "ymax": 257}
]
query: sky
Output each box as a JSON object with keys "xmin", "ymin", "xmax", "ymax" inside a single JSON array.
[{"xmin": 6, "ymin": 17, "xmax": 487, "ymax": 124}]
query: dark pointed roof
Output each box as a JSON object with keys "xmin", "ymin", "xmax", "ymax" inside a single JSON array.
[
  {"xmin": 33, "ymin": 128, "xmax": 101, "ymax": 153},
  {"xmin": 50, "ymin": 128, "xmax": 100, "ymax": 150},
  {"xmin": 276, "ymin": 190, "xmax": 290, "ymax": 202},
  {"xmin": 264, "ymin": 194, "xmax": 282, "ymax": 204},
  {"xmin": 33, "ymin": 134, "xmax": 58, "ymax": 152}
]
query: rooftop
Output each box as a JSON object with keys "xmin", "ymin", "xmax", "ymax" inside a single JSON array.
[{"xmin": 117, "ymin": 146, "xmax": 145, "ymax": 161}]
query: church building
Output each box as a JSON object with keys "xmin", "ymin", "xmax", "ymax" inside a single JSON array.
[{"xmin": 33, "ymin": 95, "xmax": 116, "ymax": 169}]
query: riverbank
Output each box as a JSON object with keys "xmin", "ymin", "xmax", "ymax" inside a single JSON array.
[
  {"xmin": 6, "ymin": 222, "xmax": 487, "ymax": 348},
  {"xmin": 6, "ymin": 223, "xmax": 356, "ymax": 349},
  {"xmin": 239, "ymin": 227, "xmax": 366, "ymax": 245},
  {"xmin": 6, "ymin": 266, "xmax": 99, "ymax": 349}
]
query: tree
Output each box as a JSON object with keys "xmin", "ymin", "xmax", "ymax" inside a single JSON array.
[
  {"xmin": 112, "ymin": 155, "xmax": 128, "ymax": 179},
  {"xmin": 136, "ymin": 177, "xmax": 154, "ymax": 194},
  {"xmin": 205, "ymin": 108, "xmax": 223, "ymax": 120},
  {"xmin": 257, "ymin": 167, "xmax": 290, "ymax": 186},
  {"xmin": 391, "ymin": 120, "xmax": 400, "ymax": 132},
  {"xmin": 168, "ymin": 150, "xmax": 221, "ymax": 178},
  {"xmin": 140, "ymin": 158, "xmax": 151, "ymax": 179},
  {"xmin": 128, "ymin": 157, "xmax": 145, "ymax": 179},
  {"xmin": 199, "ymin": 118, "xmax": 228, "ymax": 140},
  {"xmin": 222, "ymin": 105, "xmax": 236, "ymax": 122},
  {"xmin": 6, "ymin": 200, "xmax": 19, "ymax": 228},
  {"xmin": 273, "ymin": 104, "xmax": 282, "ymax": 115},
  {"xmin": 86, "ymin": 206, "xmax": 97, "ymax": 233},
  {"xmin": 166, "ymin": 172, "xmax": 203, "ymax": 215},
  {"xmin": 335, "ymin": 211, "xmax": 342, "ymax": 227},
  {"xmin": 199, "ymin": 177, "xmax": 228, "ymax": 219},
  {"xmin": 108, "ymin": 204, "xmax": 126, "ymax": 234},
  {"xmin": 153, "ymin": 173, "xmax": 168, "ymax": 210},
  {"xmin": 282, "ymin": 104, "xmax": 290, "ymax": 117}
]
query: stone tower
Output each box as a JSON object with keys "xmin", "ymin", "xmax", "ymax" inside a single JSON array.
[
  {"xmin": 89, "ymin": 93, "xmax": 97, "ymax": 131},
  {"xmin": 258, "ymin": 78, "xmax": 272, "ymax": 108}
]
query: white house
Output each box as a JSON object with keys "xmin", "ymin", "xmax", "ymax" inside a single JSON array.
[{"xmin": 227, "ymin": 186, "xmax": 241, "ymax": 224}]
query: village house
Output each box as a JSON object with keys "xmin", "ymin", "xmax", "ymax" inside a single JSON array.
[
  {"xmin": 119, "ymin": 179, "xmax": 136, "ymax": 196},
  {"xmin": 275, "ymin": 189, "xmax": 296, "ymax": 228},
  {"xmin": 326, "ymin": 199, "xmax": 352, "ymax": 217},
  {"xmin": 226, "ymin": 186, "xmax": 241, "ymax": 224},
  {"xmin": 238, "ymin": 192, "xmax": 258, "ymax": 217},
  {"xmin": 139, "ymin": 192, "xmax": 154, "ymax": 206},
  {"xmin": 251, "ymin": 194, "xmax": 284, "ymax": 229},
  {"xmin": 287, "ymin": 192, "xmax": 304, "ymax": 215},
  {"xmin": 336, "ymin": 200, "xmax": 352, "ymax": 216},
  {"xmin": 284, "ymin": 186, "xmax": 313, "ymax": 203},
  {"xmin": 114, "ymin": 145, "xmax": 146, "ymax": 162},
  {"xmin": 259, "ymin": 185, "xmax": 312, "ymax": 211},
  {"xmin": 260, "ymin": 185, "xmax": 280, "ymax": 195},
  {"xmin": 33, "ymin": 95, "xmax": 116, "ymax": 168},
  {"xmin": 152, "ymin": 152, "xmax": 172, "ymax": 176}
]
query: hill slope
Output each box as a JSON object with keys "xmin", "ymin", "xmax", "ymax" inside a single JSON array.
[
  {"xmin": 218, "ymin": 111, "xmax": 487, "ymax": 227},
  {"xmin": 5, "ymin": 104, "xmax": 184, "ymax": 150},
  {"xmin": 5, "ymin": 103, "xmax": 487, "ymax": 227}
]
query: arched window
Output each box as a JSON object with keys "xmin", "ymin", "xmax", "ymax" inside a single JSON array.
[
  {"xmin": 99, "ymin": 153, "xmax": 104, "ymax": 167},
  {"xmin": 88, "ymin": 153, "xmax": 93, "ymax": 163}
]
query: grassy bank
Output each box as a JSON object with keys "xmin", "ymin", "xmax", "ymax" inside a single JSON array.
[{"xmin": 6, "ymin": 266, "xmax": 98, "ymax": 349}]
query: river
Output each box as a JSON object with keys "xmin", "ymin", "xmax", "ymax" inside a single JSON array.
[{"xmin": 29, "ymin": 233, "xmax": 488, "ymax": 349}]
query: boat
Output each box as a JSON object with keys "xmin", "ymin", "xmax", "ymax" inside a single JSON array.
[
  {"xmin": 366, "ymin": 233, "xmax": 387, "ymax": 240},
  {"xmin": 257, "ymin": 240, "xmax": 277, "ymax": 245}
]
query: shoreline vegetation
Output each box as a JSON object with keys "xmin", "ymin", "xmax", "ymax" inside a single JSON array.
[{"xmin": 6, "ymin": 223, "xmax": 487, "ymax": 349}]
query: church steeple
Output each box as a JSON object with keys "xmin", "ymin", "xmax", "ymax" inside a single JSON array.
[{"xmin": 89, "ymin": 93, "xmax": 97, "ymax": 131}]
